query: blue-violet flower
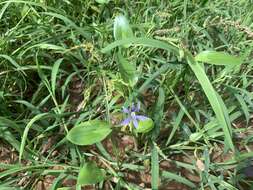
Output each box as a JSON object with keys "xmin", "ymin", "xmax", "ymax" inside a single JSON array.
[{"xmin": 120, "ymin": 102, "xmax": 148, "ymax": 128}]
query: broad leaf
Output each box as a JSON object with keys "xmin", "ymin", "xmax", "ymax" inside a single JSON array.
[
  {"xmin": 195, "ymin": 51, "xmax": 243, "ymax": 66},
  {"xmin": 113, "ymin": 15, "xmax": 133, "ymax": 47},
  {"xmin": 136, "ymin": 118, "xmax": 154, "ymax": 133},
  {"xmin": 77, "ymin": 162, "xmax": 105, "ymax": 185},
  {"xmin": 67, "ymin": 120, "xmax": 112, "ymax": 145}
]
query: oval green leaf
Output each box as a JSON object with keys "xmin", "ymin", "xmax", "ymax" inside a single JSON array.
[
  {"xmin": 195, "ymin": 51, "xmax": 243, "ymax": 66},
  {"xmin": 67, "ymin": 120, "xmax": 112, "ymax": 145},
  {"xmin": 136, "ymin": 118, "xmax": 154, "ymax": 133},
  {"xmin": 77, "ymin": 162, "xmax": 105, "ymax": 185}
]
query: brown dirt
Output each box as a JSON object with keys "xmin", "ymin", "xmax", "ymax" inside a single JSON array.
[{"xmin": 0, "ymin": 142, "xmax": 18, "ymax": 168}]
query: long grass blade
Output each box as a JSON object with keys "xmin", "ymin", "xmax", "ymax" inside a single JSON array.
[
  {"xmin": 185, "ymin": 50, "xmax": 234, "ymax": 151},
  {"xmin": 19, "ymin": 113, "xmax": 49, "ymax": 162},
  {"xmin": 151, "ymin": 142, "xmax": 159, "ymax": 190}
]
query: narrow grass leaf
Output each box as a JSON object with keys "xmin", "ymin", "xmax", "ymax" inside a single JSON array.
[
  {"xmin": 235, "ymin": 94, "xmax": 250, "ymax": 124},
  {"xmin": 185, "ymin": 51, "xmax": 234, "ymax": 151},
  {"xmin": 171, "ymin": 89, "xmax": 199, "ymax": 129},
  {"xmin": 0, "ymin": 164, "xmax": 73, "ymax": 179},
  {"xmin": 14, "ymin": 100, "xmax": 40, "ymax": 114},
  {"xmin": 0, "ymin": 117, "xmax": 22, "ymax": 134},
  {"xmin": 0, "ymin": 2, "xmax": 10, "ymax": 20},
  {"xmin": 0, "ymin": 0, "xmax": 58, "ymax": 12},
  {"xmin": 0, "ymin": 54, "xmax": 25, "ymax": 75},
  {"xmin": 50, "ymin": 173, "xmax": 67, "ymax": 190},
  {"xmin": 0, "ymin": 128, "xmax": 21, "ymax": 152},
  {"xmin": 51, "ymin": 58, "xmax": 63, "ymax": 96},
  {"xmin": 166, "ymin": 108, "xmax": 184, "ymax": 145},
  {"xmin": 138, "ymin": 64, "xmax": 173, "ymax": 94},
  {"xmin": 152, "ymin": 87, "xmax": 165, "ymax": 139},
  {"xmin": 151, "ymin": 142, "xmax": 159, "ymax": 190},
  {"xmin": 42, "ymin": 12, "xmax": 90, "ymax": 39},
  {"xmin": 101, "ymin": 37, "xmax": 178, "ymax": 54},
  {"xmin": 161, "ymin": 171, "xmax": 196, "ymax": 188},
  {"xmin": 19, "ymin": 113, "xmax": 49, "ymax": 162}
]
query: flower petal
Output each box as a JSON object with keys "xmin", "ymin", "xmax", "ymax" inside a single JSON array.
[
  {"xmin": 133, "ymin": 118, "xmax": 138, "ymax": 128},
  {"xmin": 120, "ymin": 117, "xmax": 131, "ymax": 126},
  {"xmin": 131, "ymin": 103, "xmax": 137, "ymax": 112},
  {"xmin": 122, "ymin": 106, "xmax": 130, "ymax": 113},
  {"xmin": 136, "ymin": 115, "xmax": 149, "ymax": 121}
]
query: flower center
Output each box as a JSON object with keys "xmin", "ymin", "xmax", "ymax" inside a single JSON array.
[{"xmin": 130, "ymin": 112, "xmax": 136, "ymax": 118}]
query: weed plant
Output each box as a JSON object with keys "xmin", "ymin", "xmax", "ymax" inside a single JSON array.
[{"xmin": 0, "ymin": 0, "xmax": 253, "ymax": 189}]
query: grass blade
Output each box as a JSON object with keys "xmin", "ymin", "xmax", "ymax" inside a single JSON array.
[
  {"xmin": 161, "ymin": 171, "xmax": 196, "ymax": 188},
  {"xmin": 166, "ymin": 108, "xmax": 184, "ymax": 145},
  {"xmin": 151, "ymin": 142, "xmax": 159, "ymax": 190},
  {"xmin": 0, "ymin": 1, "xmax": 10, "ymax": 20},
  {"xmin": 185, "ymin": 50, "xmax": 234, "ymax": 151},
  {"xmin": 19, "ymin": 113, "xmax": 49, "ymax": 162},
  {"xmin": 101, "ymin": 37, "xmax": 178, "ymax": 54},
  {"xmin": 51, "ymin": 58, "xmax": 63, "ymax": 96},
  {"xmin": 152, "ymin": 87, "xmax": 165, "ymax": 140},
  {"xmin": 0, "ymin": 54, "xmax": 25, "ymax": 75}
]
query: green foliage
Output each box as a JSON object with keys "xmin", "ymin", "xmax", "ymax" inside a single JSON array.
[
  {"xmin": 151, "ymin": 142, "xmax": 159, "ymax": 190},
  {"xmin": 95, "ymin": 0, "xmax": 110, "ymax": 4},
  {"xmin": 77, "ymin": 162, "xmax": 105, "ymax": 185},
  {"xmin": 117, "ymin": 52, "xmax": 138, "ymax": 87},
  {"xmin": 185, "ymin": 50, "xmax": 235, "ymax": 151},
  {"xmin": 0, "ymin": 0, "xmax": 252, "ymax": 189},
  {"xmin": 195, "ymin": 50, "xmax": 243, "ymax": 66},
  {"xmin": 113, "ymin": 15, "xmax": 134, "ymax": 48},
  {"xmin": 67, "ymin": 120, "xmax": 112, "ymax": 145},
  {"xmin": 135, "ymin": 118, "xmax": 154, "ymax": 133}
]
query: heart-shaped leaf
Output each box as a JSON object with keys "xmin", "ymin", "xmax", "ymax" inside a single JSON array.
[
  {"xmin": 77, "ymin": 162, "xmax": 105, "ymax": 185},
  {"xmin": 195, "ymin": 51, "xmax": 243, "ymax": 66},
  {"xmin": 136, "ymin": 118, "xmax": 154, "ymax": 133},
  {"xmin": 113, "ymin": 15, "xmax": 133, "ymax": 48},
  {"xmin": 67, "ymin": 120, "xmax": 112, "ymax": 145},
  {"xmin": 117, "ymin": 53, "xmax": 138, "ymax": 86}
]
